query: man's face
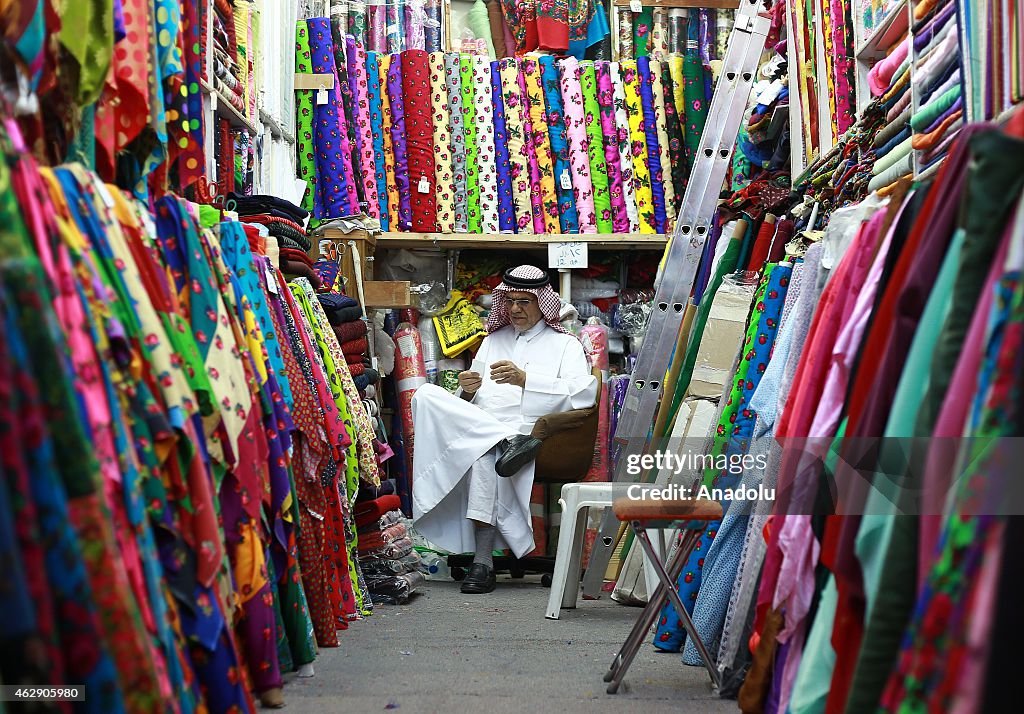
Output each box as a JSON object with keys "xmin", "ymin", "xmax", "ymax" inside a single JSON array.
[{"xmin": 506, "ymin": 291, "xmax": 543, "ymax": 332}]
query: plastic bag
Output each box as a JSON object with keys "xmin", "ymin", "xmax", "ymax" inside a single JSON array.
[{"xmin": 367, "ymin": 571, "xmax": 426, "ymax": 605}]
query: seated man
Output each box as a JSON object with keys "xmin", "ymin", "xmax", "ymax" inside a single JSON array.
[{"xmin": 411, "ymin": 266, "xmax": 598, "ymax": 594}]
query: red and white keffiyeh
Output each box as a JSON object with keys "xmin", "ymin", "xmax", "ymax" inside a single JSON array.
[{"xmin": 485, "ymin": 265, "xmax": 567, "ymax": 334}]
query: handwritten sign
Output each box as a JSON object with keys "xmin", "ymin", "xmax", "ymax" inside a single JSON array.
[{"xmin": 548, "ymin": 241, "xmax": 589, "ymax": 269}]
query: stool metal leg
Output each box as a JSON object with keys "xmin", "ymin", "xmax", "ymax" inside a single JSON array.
[
  {"xmin": 604, "ymin": 526, "xmax": 698, "ymax": 694},
  {"xmin": 636, "ymin": 525, "xmax": 722, "ymax": 690}
]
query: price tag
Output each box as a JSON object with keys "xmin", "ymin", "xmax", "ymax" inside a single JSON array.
[
  {"xmin": 418, "ymin": 176, "xmax": 430, "ymax": 194},
  {"xmin": 316, "ymin": 87, "xmax": 328, "ymax": 105},
  {"xmin": 548, "ymin": 241, "xmax": 589, "ymax": 269},
  {"xmin": 630, "ymin": 0, "xmax": 643, "ymax": 13},
  {"xmin": 210, "ymin": 91, "xmax": 218, "ymax": 111},
  {"xmin": 560, "ymin": 170, "xmax": 573, "ymax": 190},
  {"xmin": 265, "ymin": 265, "xmax": 279, "ymax": 295}
]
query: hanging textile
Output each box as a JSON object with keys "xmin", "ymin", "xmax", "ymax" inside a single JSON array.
[{"xmin": 540, "ymin": 54, "xmax": 580, "ymax": 233}]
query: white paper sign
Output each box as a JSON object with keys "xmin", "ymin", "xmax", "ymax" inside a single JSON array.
[
  {"xmin": 418, "ymin": 176, "xmax": 430, "ymax": 194},
  {"xmin": 559, "ymin": 170, "xmax": 572, "ymax": 190},
  {"xmin": 548, "ymin": 241, "xmax": 588, "ymax": 269},
  {"xmin": 630, "ymin": 0, "xmax": 643, "ymax": 13},
  {"xmin": 316, "ymin": 87, "xmax": 328, "ymax": 105}
]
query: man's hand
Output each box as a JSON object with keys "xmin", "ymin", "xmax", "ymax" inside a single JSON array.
[
  {"xmin": 458, "ymin": 370, "xmax": 483, "ymax": 394},
  {"xmin": 490, "ymin": 360, "xmax": 526, "ymax": 388}
]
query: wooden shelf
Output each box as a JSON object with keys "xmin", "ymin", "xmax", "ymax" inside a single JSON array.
[
  {"xmin": 201, "ymin": 79, "xmax": 260, "ymax": 135},
  {"xmin": 856, "ymin": 0, "xmax": 909, "ymax": 60},
  {"xmin": 374, "ymin": 232, "xmax": 669, "ymax": 250},
  {"xmin": 612, "ymin": 0, "xmax": 741, "ymax": 8},
  {"xmin": 259, "ymin": 109, "xmax": 294, "ymax": 143}
]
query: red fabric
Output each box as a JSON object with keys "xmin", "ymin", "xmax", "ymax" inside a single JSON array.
[
  {"xmin": 767, "ymin": 219, "xmax": 795, "ymax": 263},
  {"xmin": 240, "ymin": 214, "xmax": 307, "ymax": 235},
  {"xmin": 347, "ymin": 362, "xmax": 365, "ymax": 377},
  {"xmin": 356, "ymin": 522, "xmax": 408, "ymax": 551},
  {"xmin": 536, "ymin": 16, "xmax": 569, "ymax": 52},
  {"xmin": 745, "ymin": 217, "xmax": 778, "ymax": 272},
  {"xmin": 341, "ymin": 337, "xmax": 368, "ymax": 356},
  {"xmin": 332, "ymin": 319, "xmax": 368, "ymax": 343},
  {"xmin": 354, "ymin": 495, "xmax": 403, "ymax": 529},
  {"xmin": 401, "ymin": 50, "xmax": 438, "ymax": 232},
  {"xmin": 279, "ymin": 247, "xmax": 313, "ymax": 267}
]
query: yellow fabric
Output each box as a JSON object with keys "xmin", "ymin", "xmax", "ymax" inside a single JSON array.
[
  {"xmin": 379, "ymin": 54, "xmax": 400, "ymax": 229},
  {"xmin": 523, "ymin": 56, "xmax": 561, "ymax": 233},
  {"xmin": 429, "ymin": 51, "xmax": 455, "ymax": 232},
  {"xmin": 650, "ymin": 61, "xmax": 676, "ymax": 227},
  {"xmin": 669, "ymin": 56, "xmax": 687, "ymax": 127},
  {"xmin": 233, "ymin": 522, "xmax": 269, "ymax": 605},
  {"xmin": 433, "ymin": 290, "xmax": 487, "ymax": 357},
  {"xmin": 622, "ymin": 61, "xmax": 656, "ymax": 234}
]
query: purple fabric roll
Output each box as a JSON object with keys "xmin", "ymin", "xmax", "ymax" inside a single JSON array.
[
  {"xmin": 913, "ymin": 3, "xmax": 957, "ymax": 51},
  {"xmin": 518, "ymin": 67, "xmax": 546, "ymax": 233},
  {"xmin": 306, "ymin": 18, "xmax": 356, "ymax": 218},
  {"xmin": 369, "ymin": 5, "xmax": 387, "ymax": 51},
  {"xmin": 387, "ymin": 54, "xmax": 414, "ymax": 230},
  {"xmin": 596, "ymin": 62, "xmax": 628, "ymax": 232},
  {"xmin": 492, "ymin": 61, "xmax": 516, "ymax": 232},
  {"xmin": 348, "ymin": 36, "xmax": 380, "ymax": 220}
]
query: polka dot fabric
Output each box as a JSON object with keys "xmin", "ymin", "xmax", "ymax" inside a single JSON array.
[{"xmin": 401, "ymin": 50, "xmax": 437, "ymax": 232}]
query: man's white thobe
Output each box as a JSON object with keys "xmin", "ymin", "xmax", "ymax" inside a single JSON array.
[{"xmin": 411, "ymin": 321, "xmax": 598, "ymax": 557}]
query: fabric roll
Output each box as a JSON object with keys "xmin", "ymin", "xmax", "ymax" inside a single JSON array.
[
  {"xmin": 294, "ymin": 22, "xmax": 318, "ymax": 216},
  {"xmin": 617, "ymin": 7, "xmax": 633, "ymax": 59},
  {"xmin": 460, "ymin": 54, "xmax": 482, "ymax": 232},
  {"xmin": 872, "ymin": 106, "xmax": 913, "ymax": 149},
  {"xmin": 621, "ymin": 60, "xmax": 655, "ymax": 233},
  {"xmin": 367, "ymin": 52, "xmax": 389, "ymax": 230},
  {"xmin": 489, "ymin": 0, "xmax": 508, "ymax": 58},
  {"xmin": 668, "ymin": 9, "xmax": 687, "ymax": 54},
  {"xmin": 402, "ymin": 50, "xmax": 438, "ymax": 231},
  {"xmin": 491, "ymin": 61, "xmax": 516, "ymax": 232},
  {"xmin": 498, "ymin": 58, "xmax": 535, "ymax": 233},
  {"xmin": 650, "ymin": 61, "xmax": 676, "ymax": 228},
  {"xmin": 669, "ymin": 54, "xmax": 687, "ymax": 126},
  {"xmin": 638, "ymin": 57, "xmax": 666, "ymax": 232},
  {"xmin": 559, "ymin": 56, "xmax": 598, "ymax": 233},
  {"xmin": 867, "ymin": 153, "xmax": 913, "ymax": 192},
  {"xmin": 444, "ymin": 53, "xmax": 469, "ymax": 233},
  {"xmin": 910, "ymin": 85, "xmax": 962, "ymax": 131},
  {"xmin": 386, "ymin": 54, "xmax": 413, "ymax": 230},
  {"xmin": 369, "ymin": 3, "xmax": 387, "ymax": 51},
  {"xmin": 611, "ymin": 62, "xmax": 640, "ymax": 232},
  {"xmin": 651, "ymin": 8, "xmax": 669, "ymax": 59},
  {"xmin": 348, "ymin": 1, "xmax": 367, "ymax": 45},
  {"xmin": 522, "ymin": 55, "xmax": 561, "ymax": 233},
  {"xmin": 473, "ymin": 55, "xmax": 500, "ymax": 233},
  {"xmin": 597, "ymin": 61, "xmax": 628, "ymax": 232},
  {"xmin": 329, "ymin": 18, "xmax": 365, "ymax": 214},
  {"xmin": 467, "ymin": 0, "xmax": 496, "ymax": 58},
  {"xmin": 913, "ymin": 108, "xmax": 963, "ymax": 150},
  {"xmin": 348, "ymin": 37, "xmax": 380, "ymax": 220},
  {"xmin": 634, "ymin": 8, "xmax": 653, "ymax": 57},
  {"xmin": 306, "ymin": 18, "xmax": 355, "ymax": 219},
  {"xmin": 518, "ymin": 67, "xmax": 547, "ymax": 233},
  {"xmin": 406, "ymin": 1, "xmax": 425, "ymax": 50},
  {"xmin": 683, "ymin": 18, "xmax": 709, "ymax": 173},
  {"xmin": 868, "ymin": 36, "xmax": 911, "ymax": 96},
  {"xmin": 580, "ymin": 61, "xmax": 613, "ymax": 233},
  {"xmin": 540, "ymin": 54, "xmax": 580, "ymax": 234},
  {"xmin": 661, "ymin": 62, "xmax": 687, "ymax": 212},
  {"xmin": 379, "ymin": 54, "xmax": 399, "ymax": 229},
  {"xmin": 425, "ymin": 0, "xmax": 443, "ymax": 52},
  {"xmin": 386, "ymin": 0, "xmax": 404, "ymax": 53},
  {"xmin": 429, "ymin": 52, "xmax": 455, "ymax": 232}
]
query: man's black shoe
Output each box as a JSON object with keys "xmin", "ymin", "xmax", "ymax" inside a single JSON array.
[
  {"xmin": 495, "ymin": 434, "xmax": 543, "ymax": 477},
  {"xmin": 460, "ymin": 563, "xmax": 496, "ymax": 594}
]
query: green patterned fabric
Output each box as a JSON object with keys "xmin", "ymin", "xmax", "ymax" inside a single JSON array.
[
  {"xmin": 460, "ymin": 55, "xmax": 481, "ymax": 232},
  {"xmin": 295, "ymin": 22, "xmax": 317, "ymax": 218},
  {"xmin": 580, "ymin": 62, "xmax": 612, "ymax": 233},
  {"xmin": 633, "ymin": 8, "xmax": 653, "ymax": 58}
]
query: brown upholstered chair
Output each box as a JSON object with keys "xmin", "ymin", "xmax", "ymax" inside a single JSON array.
[{"xmin": 448, "ymin": 368, "xmax": 603, "ymax": 583}]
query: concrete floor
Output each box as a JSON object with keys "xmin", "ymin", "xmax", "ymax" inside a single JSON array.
[{"xmin": 283, "ymin": 573, "xmax": 738, "ymax": 713}]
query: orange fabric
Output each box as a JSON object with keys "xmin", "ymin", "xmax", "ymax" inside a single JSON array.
[{"xmin": 911, "ymin": 110, "xmax": 963, "ymax": 150}]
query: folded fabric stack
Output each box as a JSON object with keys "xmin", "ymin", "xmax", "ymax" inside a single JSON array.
[
  {"xmin": 355, "ymin": 492, "xmax": 425, "ymax": 605},
  {"xmin": 212, "ymin": 0, "xmax": 246, "ymax": 114},
  {"xmin": 227, "ymin": 191, "xmax": 322, "ymax": 287},
  {"xmin": 318, "ymin": 291, "xmax": 381, "ymax": 394},
  {"xmin": 867, "ymin": 33, "xmax": 917, "ymax": 191}
]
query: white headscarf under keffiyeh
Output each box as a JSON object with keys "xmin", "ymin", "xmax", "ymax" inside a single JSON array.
[{"xmin": 485, "ymin": 265, "xmax": 568, "ymax": 334}]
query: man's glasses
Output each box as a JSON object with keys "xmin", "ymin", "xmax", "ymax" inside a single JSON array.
[{"xmin": 507, "ymin": 299, "xmax": 536, "ymax": 308}]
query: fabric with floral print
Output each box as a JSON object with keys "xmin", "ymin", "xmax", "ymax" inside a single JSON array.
[
  {"xmin": 580, "ymin": 61, "xmax": 612, "ymax": 233},
  {"xmin": 347, "ymin": 37, "xmax": 380, "ymax": 220},
  {"xmin": 445, "ymin": 53, "xmax": 470, "ymax": 233},
  {"xmin": 638, "ymin": 57, "xmax": 667, "ymax": 233},
  {"xmin": 499, "ymin": 0, "xmax": 539, "ymax": 54},
  {"xmin": 661, "ymin": 62, "xmax": 688, "ymax": 213},
  {"xmin": 386, "ymin": 54, "xmax": 414, "ymax": 230},
  {"xmin": 558, "ymin": 56, "xmax": 597, "ymax": 234},
  {"xmin": 498, "ymin": 58, "xmax": 536, "ymax": 234},
  {"xmin": 367, "ymin": 52, "xmax": 390, "ymax": 231},
  {"xmin": 379, "ymin": 53, "xmax": 401, "ymax": 230},
  {"xmin": 650, "ymin": 60, "xmax": 676, "ymax": 229},
  {"xmin": 491, "ymin": 61, "xmax": 517, "ymax": 233},
  {"xmin": 295, "ymin": 22, "xmax": 318, "ymax": 216},
  {"xmin": 517, "ymin": 67, "xmax": 547, "ymax": 233},
  {"xmin": 610, "ymin": 62, "xmax": 640, "ymax": 232},
  {"xmin": 429, "ymin": 51, "xmax": 456, "ymax": 233},
  {"xmin": 539, "ymin": 55, "xmax": 579, "ymax": 234},
  {"xmin": 621, "ymin": 60, "xmax": 655, "ymax": 233},
  {"xmin": 521, "ymin": 55, "xmax": 560, "ymax": 234},
  {"xmin": 402, "ymin": 50, "xmax": 438, "ymax": 232},
  {"xmin": 473, "ymin": 55, "xmax": 500, "ymax": 234},
  {"xmin": 460, "ymin": 55, "xmax": 482, "ymax": 233},
  {"xmin": 596, "ymin": 61, "xmax": 628, "ymax": 232}
]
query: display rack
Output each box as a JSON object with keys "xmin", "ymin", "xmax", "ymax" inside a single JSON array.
[{"xmin": 375, "ymin": 232, "xmax": 670, "ymax": 250}]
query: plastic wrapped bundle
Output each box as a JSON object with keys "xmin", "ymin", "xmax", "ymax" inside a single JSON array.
[
  {"xmin": 393, "ymin": 322, "xmax": 427, "ymax": 482},
  {"xmin": 367, "ymin": 571, "xmax": 425, "ymax": 604},
  {"xmin": 418, "ymin": 316, "xmax": 441, "ymax": 383},
  {"xmin": 580, "ymin": 318, "xmax": 609, "ymax": 375},
  {"xmin": 617, "ymin": 7, "xmax": 633, "ymax": 59},
  {"xmin": 359, "ymin": 551, "xmax": 424, "ymax": 577},
  {"xmin": 359, "ymin": 535, "xmax": 414, "ymax": 560}
]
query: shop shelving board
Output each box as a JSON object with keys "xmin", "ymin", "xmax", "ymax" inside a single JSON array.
[{"xmin": 375, "ymin": 232, "xmax": 670, "ymax": 250}]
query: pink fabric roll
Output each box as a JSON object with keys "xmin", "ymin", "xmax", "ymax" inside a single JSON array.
[
  {"xmin": 348, "ymin": 37, "xmax": 380, "ymax": 220},
  {"xmin": 868, "ymin": 37, "xmax": 911, "ymax": 96},
  {"xmin": 558, "ymin": 56, "xmax": 597, "ymax": 233},
  {"xmin": 597, "ymin": 62, "xmax": 629, "ymax": 233},
  {"xmin": 517, "ymin": 67, "xmax": 547, "ymax": 233},
  {"xmin": 369, "ymin": 5, "xmax": 387, "ymax": 51}
]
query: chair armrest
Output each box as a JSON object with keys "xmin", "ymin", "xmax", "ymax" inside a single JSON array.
[{"xmin": 530, "ymin": 403, "xmax": 599, "ymax": 440}]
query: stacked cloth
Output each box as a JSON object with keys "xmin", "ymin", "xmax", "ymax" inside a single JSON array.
[
  {"xmin": 355, "ymin": 493, "xmax": 425, "ymax": 604},
  {"xmin": 227, "ymin": 191, "xmax": 320, "ymax": 284},
  {"xmin": 318, "ymin": 291, "xmax": 380, "ymax": 393}
]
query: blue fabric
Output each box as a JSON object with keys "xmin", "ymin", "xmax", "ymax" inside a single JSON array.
[
  {"xmin": 569, "ymin": 3, "xmax": 611, "ymax": 59},
  {"xmin": 367, "ymin": 52, "xmax": 390, "ymax": 231},
  {"xmin": 491, "ymin": 61, "xmax": 516, "ymax": 233},
  {"xmin": 539, "ymin": 55, "xmax": 579, "ymax": 233},
  {"xmin": 638, "ymin": 57, "xmax": 667, "ymax": 233}
]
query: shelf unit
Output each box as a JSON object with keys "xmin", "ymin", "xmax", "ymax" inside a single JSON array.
[
  {"xmin": 855, "ymin": 0, "xmax": 910, "ymax": 60},
  {"xmin": 611, "ymin": 0, "xmax": 740, "ymax": 8},
  {"xmin": 373, "ymin": 232, "xmax": 670, "ymax": 250},
  {"xmin": 201, "ymin": 79, "xmax": 261, "ymax": 135}
]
